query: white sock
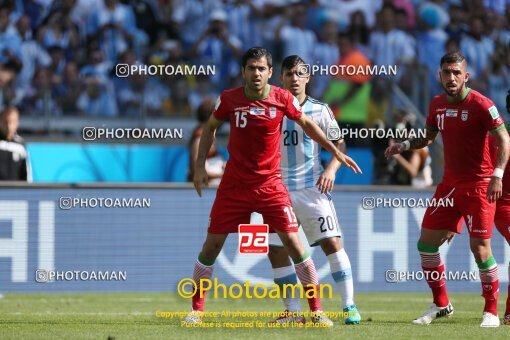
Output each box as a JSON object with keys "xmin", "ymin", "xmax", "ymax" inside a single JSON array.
[
  {"xmin": 327, "ymin": 249, "xmax": 354, "ymax": 308},
  {"xmin": 273, "ymin": 265, "xmax": 301, "ymax": 312}
]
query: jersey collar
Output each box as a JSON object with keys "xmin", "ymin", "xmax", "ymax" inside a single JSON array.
[
  {"xmin": 446, "ymin": 87, "xmax": 470, "ymax": 103},
  {"xmin": 244, "ymin": 84, "xmax": 270, "ymax": 101},
  {"xmin": 299, "ymin": 95, "xmax": 308, "ymax": 106}
]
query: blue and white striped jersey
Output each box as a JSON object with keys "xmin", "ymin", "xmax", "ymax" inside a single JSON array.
[{"xmin": 281, "ymin": 96, "xmax": 340, "ymax": 191}]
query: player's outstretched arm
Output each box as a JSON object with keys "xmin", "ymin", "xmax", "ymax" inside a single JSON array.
[
  {"xmin": 487, "ymin": 126, "xmax": 510, "ymax": 202},
  {"xmin": 295, "ymin": 114, "xmax": 362, "ymax": 174},
  {"xmin": 193, "ymin": 115, "xmax": 222, "ymax": 197},
  {"xmin": 384, "ymin": 128, "xmax": 438, "ymax": 158}
]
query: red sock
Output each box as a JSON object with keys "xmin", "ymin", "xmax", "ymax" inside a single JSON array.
[
  {"xmin": 420, "ymin": 249, "xmax": 449, "ymax": 307},
  {"xmin": 304, "ymin": 284, "xmax": 322, "ymax": 312},
  {"xmin": 481, "ymin": 280, "xmax": 499, "ymax": 315},
  {"xmin": 191, "ymin": 260, "xmax": 213, "ymax": 311},
  {"xmin": 479, "ymin": 263, "xmax": 499, "ymax": 315},
  {"xmin": 295, "ymin": 257, "xmax": 322, "ymax": 312}
]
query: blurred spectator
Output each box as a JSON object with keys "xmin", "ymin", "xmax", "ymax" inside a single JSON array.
[
  {"xmin": 77, "ymin": 75, "xmax": 118, "ymax": 116},
  {"xmin": 416, "ymin": 3, "xmax": 449, "ymax": 97},
  {"xmin": 171, "ymin": 0, "xmax": 221, "ymax": 51},
  {"xmin": 161, "ymin": 75, "xmax": 193, "ymax": 117},
  {"xmin": 487, "ymin": 42, "xmax": 510, "ymax": 114},
  {"xmin": 15, "ymin": 14, "xmax": 51, "ymax": 91},
  {"xmin": 0, "ymin": 5, "xmax": 22, "ymax": 67},
  {"xmin": 445, "ymin": 37, "xmax": 460, "ymax": 53},
  {"xmin": 369, "ymin": 4, "xmax": 416, "ymax": 75},
  {"xmin": 276, "ymin": 2, "xmax": 317, "ymax": 67},
  {"xmin": 445, "ymin": 5, "xmax": 468, "ymax": 42},
  {"xmin": 190, "ymin": 9, "xmax": 242, "ymax": 90},
  {"xmin": 37, "ymin": 10, "xmax": 79, "ymax": 60},
  {"xmin": 347, "ymin": 10, "xmax": 370, "ymax": 56},
  {"xmin": 0, "ymin": 60, "xmax": 20, "ymax": 109},
  {"xmin": 323, "ymin": 32, "xmax": 372, "ymax": 146},
  {"xmin": 80, "ymin": 48, "xmax": 111, "ymax": 78},
  {"xmin": 47, "ymin": 45, "xmax": 66, "ymax": 79},
  {"xmin": 390, "ymin": 0, "xmax": 416, "ymax": 30},
  {"xmin": 387, "ymin": 110, "xmax": 432, "ymax": 187},
  {"xmin": 188, "ymin": 96, "xmax": 225, "ymax": 185},
  {"xmin": 367, "ymin": 77, "xmax": 390, "ymax": 126},
  {"xmin": 224, "ymin": 0, "xmax": 264, "ymax": 49},
  {"xmin": 188, "ymin": 73, "xmax": 219, "ymax": 111},
  {"xmin": 309, "ymin": 15, "xmax": 340, "ymax": 98},
  {"xmin": 330, "ymin": 0, "xmax": 382, "ymax": 28},
  {"xmin": 86, "ymin": 0, "xmax": 137, "ymax": 63},
  {"xmin": 460, "ymin": 16, "xmax": 494, "ymax": 91},
  {"xmin": 23, "ymin": 67, "xmax": 62, "ymax": 116},
  {"xmin": 122, "ymin": 0, "xmax": 158, "ymax": 44},
  {"xmin": 55, "ymin": 61, "xmax": 83, "ymax": 114},
  {"xmin": 0, "ymin": 106, "xmax": 31, "ymax": 181},
  {"xmin": 22, "ymin": 0, "xmax": 48, "ymax": 28},
  {"xmin": 117, "ymin": 73, "xmax": 167, "ymax": 116}
]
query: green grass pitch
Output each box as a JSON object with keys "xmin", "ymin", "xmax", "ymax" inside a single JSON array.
[{"xmin": 0, "ymin": 292, "xmax": 509, "ymax": 339}]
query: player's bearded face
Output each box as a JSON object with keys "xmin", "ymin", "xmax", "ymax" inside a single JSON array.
[
  {"xmin": 242, "ymin": 57, "xmax": 272, "ymax": 91},
  {"xmin": 439, "ymin": 62, "xmax": 469, "ymax": 97},
  {"xmin": 281, "ymin": 65, "xmax": 310, "ymax": 96}
]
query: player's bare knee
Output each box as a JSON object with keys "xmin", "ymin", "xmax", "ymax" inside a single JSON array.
[
  {"xmin": 319, "ymin": 237, "xmax": 342, "ymax": 255},
  {"xmin": 469, "ymin": 237, "xmax": 492, "ymax": 262},
  {"xmin": 268, "ymin": 246, "xmax": 292, "ymax": 267},
  {"xmin": 201, "ymin": 242, "xmax": 222, "ymax": 260},
  {"xmin": 419, "ymin": 229, "xmax": 449, "ymax": 247}
]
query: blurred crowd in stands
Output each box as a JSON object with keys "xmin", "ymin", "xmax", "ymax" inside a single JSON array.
[{"xmin": 0, "ymin": 0, "xmax": 508, "ymax": 125}]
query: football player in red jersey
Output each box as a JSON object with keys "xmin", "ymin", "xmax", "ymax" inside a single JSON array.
[
  {"xmin": 386, "ymin": 52, "xmax": 510, "ymax": 327},
  {"xmin": 185, "ymin": 47, "xmax": 361, "ymax": 325}
]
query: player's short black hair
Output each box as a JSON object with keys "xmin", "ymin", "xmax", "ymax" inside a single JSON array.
[
  {"xmin": 440, "ymin": 51, "xmax": 466, "ymax": 66},
  {"xmin": 280, "ymin": 55, "xmax": 306, "ymax": 74},
  {"xmin": 241, "ymin": 47, "xmax": 272, "ymax": 68}
]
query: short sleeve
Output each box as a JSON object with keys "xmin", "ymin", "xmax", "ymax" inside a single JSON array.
[
  {"xmin": 320, "ymin": 104, "xmax": 342, "ymax": 140},
  {"xmin": 284, "ymin": 92, "xmax": 302, "ymax": 120},
  {"xmin": 479, "ymin": 98, "xmax": 504, "ymax": 133},
  {"xmin": 425, "ymin": 100, "xmax": 439, "ymax": 132},
  {"xmin": 212, "ymin": 93, "xmax": 229, "ymax": 120}
]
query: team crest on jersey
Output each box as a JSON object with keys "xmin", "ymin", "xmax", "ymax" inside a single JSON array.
[
  {"xmin": 446, "ymin": 109, "xmax": 457, "ymax": 117},
  {"xmin": 269, "ymin": 107, "xmax": 276, "ymax": 118},
  {"xmin": 249, "ymin": 107, "xmax": 265, "ymax": 115},
  {"xmin": 461, "ymin": 111, "xmax": 468, "ymax": 121}
]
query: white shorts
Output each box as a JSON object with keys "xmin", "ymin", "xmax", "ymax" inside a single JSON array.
[{"xmin": 264, "ymin": 186, "xmax": 342, "ymax": 247}]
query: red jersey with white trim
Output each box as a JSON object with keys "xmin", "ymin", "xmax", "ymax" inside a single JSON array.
[
  {"xmin": 426, "ymin": 88, "xmax": 504, "ymax": 187},
  {"xmin": 213, "ymin": 85, "xmax": 302, "ymax": 188}
]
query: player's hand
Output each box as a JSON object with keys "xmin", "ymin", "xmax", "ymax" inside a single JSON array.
[
  {"xmin": 384, "ymin": 142, "xmax": 405, "ymax": 159},
  {"xmin": 193, "ymin": 167, "xmax": 208, "ymax": 197},
  {"xmin": 316, "ymin": 168, "xmax": 336, "ymax": 193},
  {"xmin": 487, "ymin": 176, "xmax": 503, "ymax": 203},
  {"xmin": 334, "ymin": 151, "xmax": 362, "ymax": 174}
]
